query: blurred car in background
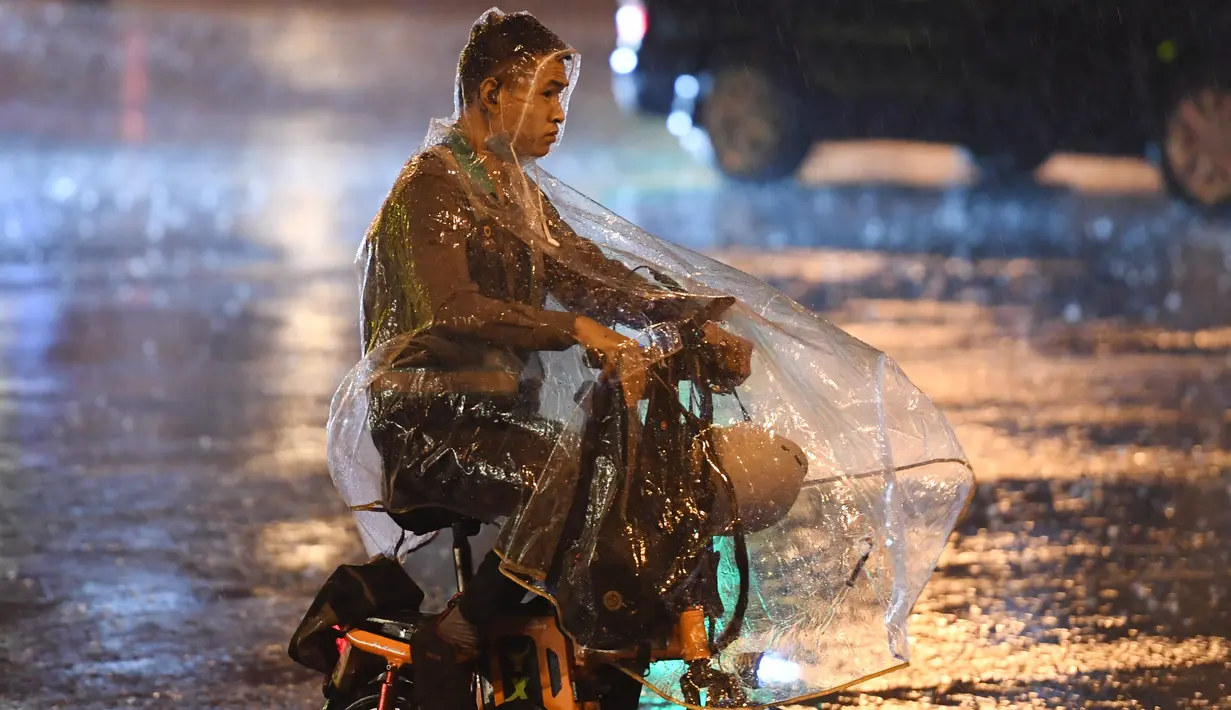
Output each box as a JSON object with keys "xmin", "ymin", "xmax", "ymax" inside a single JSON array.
[{"xmin": 610, "ymin": 0, "xmax": 1231, "ymax": 210}]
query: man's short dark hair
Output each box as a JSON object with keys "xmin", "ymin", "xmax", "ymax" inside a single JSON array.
[{"xmin": 456, "ymin": 11, "xmax": 571, "ymax": 111}]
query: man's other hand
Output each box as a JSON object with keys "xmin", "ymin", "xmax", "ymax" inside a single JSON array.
[{"xmin": 701, "ymin": 322, "xmax": 753, "ymax": 391}]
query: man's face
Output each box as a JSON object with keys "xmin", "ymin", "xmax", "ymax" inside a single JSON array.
[{"xmin": 496, "ymin": 56, "xmax": 569, "ymax": 159}]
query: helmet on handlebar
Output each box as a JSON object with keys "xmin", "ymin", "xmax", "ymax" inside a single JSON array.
[{"xmin": 706, "ymin": 422, "xmax": 809, "ymax": 534}]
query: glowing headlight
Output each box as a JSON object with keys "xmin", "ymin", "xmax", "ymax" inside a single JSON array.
[{"xmin": 756, "ymin": 655, "xmax": 802, "ymax": 686}]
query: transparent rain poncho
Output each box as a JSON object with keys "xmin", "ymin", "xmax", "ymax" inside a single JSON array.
[{"xmin": 326, "ymin": 9, "xmax": 974, "ymax": 707}]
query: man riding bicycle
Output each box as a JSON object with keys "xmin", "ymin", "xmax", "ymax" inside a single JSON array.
[
  {"xmin": 299, "ymin": 8, "xmax": 974, "ymax": 710},
  {"xmin": 354, "ymin": 9, "xmax": 750, "ymax": 706}
]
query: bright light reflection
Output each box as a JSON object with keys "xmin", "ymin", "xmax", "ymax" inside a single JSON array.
[
  {"xmin": 674, "ymin": 74, "xmax": 699, "ymax": 100},
  {"xmin": 251, "ymin": 14, "xmax": 356, "ymax": 93},
  {"xmin": 258, "ymin": 518, "xmax": 355, "ymax": 572},
  {"xmin": 666, "ymin": 110, "xmax": 692, "ymax": 137},
  {"xmin": 615, "ymin": 4, "xmax": 647, "ymax": 46},
  {"xmin": 242, "ymin": 115, "xmax": 360, "ymax": 481},
  {"xmin": 609, "ymin": 47, "xmax": 638, "ymax": 75},
  {"xmin": 681, "ymin": 126, "xmax": 710, "ymax": 156}
]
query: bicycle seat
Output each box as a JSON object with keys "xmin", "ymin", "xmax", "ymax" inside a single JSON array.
[{"xmin": 388, "ymin": 506, "xmax": 477, "ymax": 535}]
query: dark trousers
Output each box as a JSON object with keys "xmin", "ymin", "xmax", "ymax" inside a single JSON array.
[
  {"xmin": 374, "ymin": 392, "xmax": 561, "ymax": 533},
  {"xmin": 378, "ymin": 396, "xmax": 642, "ymax": 710},
  {"xmin": 459, "ymin": 550, "xmax": 529, "ymax": 627}
]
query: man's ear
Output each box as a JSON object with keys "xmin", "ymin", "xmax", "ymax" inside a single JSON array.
[{"xmin": 479, "ymin": 77, "xmax": 501, "ymax": 112}]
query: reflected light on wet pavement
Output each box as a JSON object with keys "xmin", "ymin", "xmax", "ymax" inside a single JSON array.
[{"xmin": 0, "ymin": 1, "xmax": 1228, "ymax": 708}]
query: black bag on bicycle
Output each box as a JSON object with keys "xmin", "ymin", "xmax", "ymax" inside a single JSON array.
[{"xmin": 288, "ymin": 555, "xmax": 426, "ymax": 674}]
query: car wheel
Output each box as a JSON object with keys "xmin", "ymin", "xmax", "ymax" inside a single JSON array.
[
  {"xmin": 1161, "ymin": 73, "xmax": 1231, "ymax": 211},
  {"xmin": 700, "ymin": 64, "xmax": 810, "ymax": 182}
]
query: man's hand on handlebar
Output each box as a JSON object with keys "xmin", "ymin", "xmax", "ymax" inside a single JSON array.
[
  {"xmin": 574, "ymin": 316, "xmax": 648, "ymax": 407},
  {"xmin": 574, "ymin": 316, "xmax": 634, "ymax": 376},
  {"xmin": 574, "ymin": 316, "xmax": 752, "ymax": 402}
]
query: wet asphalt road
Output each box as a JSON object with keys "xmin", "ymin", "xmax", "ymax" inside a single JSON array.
[{"xmin": 1, "ymin": 1, "xmax": 1229, "ymax": 708}]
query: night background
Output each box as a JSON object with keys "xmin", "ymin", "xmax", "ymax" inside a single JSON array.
[{"xmin": 0, "ymin": 0, "xmax": 1228, "ymax": 707}]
